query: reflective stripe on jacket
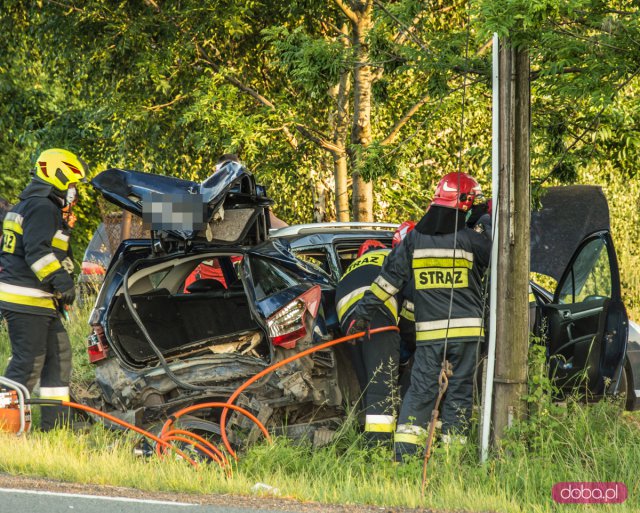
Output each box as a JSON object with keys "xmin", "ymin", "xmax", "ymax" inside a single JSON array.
[{"xmin": 353, "ymin": 228, "xmax": 491, "ymax": 345}]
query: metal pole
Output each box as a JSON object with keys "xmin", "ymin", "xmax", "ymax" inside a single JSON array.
[{"xmin": 480, "ymin": 33, "xmax": 500, "ymax": 464}]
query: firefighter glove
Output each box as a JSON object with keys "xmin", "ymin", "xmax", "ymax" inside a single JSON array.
[
  {"xmin": 56, "ymin": 286, "xmax": 76, "ymax": 306},
  {"xmin": 346, "ymin": 317, "xmax": 369, "ymax": 338}
]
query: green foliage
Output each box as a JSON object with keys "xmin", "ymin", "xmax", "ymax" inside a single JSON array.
[
  {"xmin": 262, "ymin": 26, "xmax": 346, "ymax": 99},
  {"xmin": 502, "ymin": 339, "xmax": 565, "ymax": 453},
  {"xmin": 1, "ymin": 1, "xmax": 640, "ymax": 311}
]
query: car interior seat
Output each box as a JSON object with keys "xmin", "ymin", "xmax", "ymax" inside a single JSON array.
[{"xmin": 186, "ymin": 279, "xmax": 226, "ymax": 294}]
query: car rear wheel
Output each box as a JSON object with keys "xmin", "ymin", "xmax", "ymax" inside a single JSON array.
[{"xmin": 136, "ymin": 415, "xmax": 232, "ymax": 464}]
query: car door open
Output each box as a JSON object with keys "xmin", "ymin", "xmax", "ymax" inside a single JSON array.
[{"xmin": 541, "ymin": 232, "xmax": 628, "ymax": 397}]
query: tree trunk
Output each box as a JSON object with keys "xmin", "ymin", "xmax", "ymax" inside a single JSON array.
[
  {"xmin": 349, "ymin": 0, "xmax": 374, "ymax": 222},
  {"xmin": 328, "ymin": 22, "xmax": 351, "ymax": 222},
  {"xmin": 334, "ymin": 153, "xmax": 349, "ymax": 221},
  {"xmin": 352, "ymin": 173, "xmax": 373, "ymax": 221},
  {"xmin": 313, "ymin": 179, "xmax": 327, "ymax": 222}
]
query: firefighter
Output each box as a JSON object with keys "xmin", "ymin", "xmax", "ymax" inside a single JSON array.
[
  {"xmin": 348, "ymin": 172, "xmax": 491, "ymax": 459},
  {"xmin": 394, "ymin": 221, "xmax": 417, "ymax": 396},
  {"xmin": 0, "ymin": 148, "xmax": 88, "ymax": 430},
  {"xmin": 336, "ymin": 239, "xmax": 400, "ymax": 444}
]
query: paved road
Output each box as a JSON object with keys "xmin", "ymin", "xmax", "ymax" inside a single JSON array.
[
  {"xmin": 0, "ymin": 488, "xmax": 298, "ymax": 513},
  {"xmin": 0, "ymin": 474, "xmax": 425, "ymax": 513}
]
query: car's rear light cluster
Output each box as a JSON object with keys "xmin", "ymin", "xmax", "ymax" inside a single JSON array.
[
  {"xmin": 87, "ymin": 325, "xmax": 109, "ymax": 363},
  {"xmin": 267, "ymin": 285, "xmax": 321, "ymax": 349}
]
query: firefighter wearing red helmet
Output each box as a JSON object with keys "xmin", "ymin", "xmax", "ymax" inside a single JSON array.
[
  {"xmin": 335, "ymin": 238, "xmax": 403, "ymax": 445},
  {"xmin": 349, "ymin": 172, "xmax": 491, "ymax": 459}
]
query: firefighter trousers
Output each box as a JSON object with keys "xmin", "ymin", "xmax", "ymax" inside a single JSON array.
[
  {"xmin": 394, "ymin": 341, "xmax": 478, "ymax": 459},
  {"xmin": 1, "ymin": 309, "xmax": 72, "ymax": 431},
  {"xmin": 343, "ymin": 312, "xmax": 400, "ymax": 443}
]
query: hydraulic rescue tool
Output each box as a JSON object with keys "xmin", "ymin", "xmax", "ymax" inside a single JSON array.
[{"xmin": 0, "ymin": 376, "xmax": 31, "ymax": 435}]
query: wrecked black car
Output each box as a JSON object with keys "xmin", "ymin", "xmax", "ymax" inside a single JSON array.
[{"xmin": 84, "ymin": 162, "xmax": 359, "ymax": 445}]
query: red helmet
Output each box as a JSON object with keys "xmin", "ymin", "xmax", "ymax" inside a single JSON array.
[
  {"xmin": 431, "ymin": 172, "xmax": 483, "ymax": 212},
  {"xmin": 357, "ymin": 239, "xmax": 387, "ymax": 258},
  {"xmin": 392, "ymin": 221, "xmax": 415, "ymax": 248}
]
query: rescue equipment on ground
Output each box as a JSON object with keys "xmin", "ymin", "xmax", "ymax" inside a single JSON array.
[{"xmin": 0, "ymin": 377, "xmax": 31, "ymax": 435}]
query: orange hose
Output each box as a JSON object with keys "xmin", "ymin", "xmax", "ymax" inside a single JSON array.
[
  {"xmin": 164, "ymin": 429, "xmax": 229, "ymax": 466},
  {"xmin": 164, "ymin": 435, "xmax": 222, "ymax": 465},
  {"xmin": 219, "ymin": 327, "xmax": 398, "ymax": 456},
  {"xmin": 54, "ymin": 327, "xmax": 398, "ymax": 472},
  {"xmin": 171, "ymin": 327, "xmax": 399, "ymax": 458},
  {"xmin": 60, "ymin": 401, "xmax": 199, "ymax": 468},
  {"xmin": 157, "ymin": 401, "xmax": 270, "ymax": 460}
]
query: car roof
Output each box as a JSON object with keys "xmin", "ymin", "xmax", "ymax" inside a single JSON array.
[{"xmin": 270, "ymin": 222, "xmax": 398, "ymax": 238}]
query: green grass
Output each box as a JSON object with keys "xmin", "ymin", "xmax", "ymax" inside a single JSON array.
[{"xmin": 0, "ymin": 304, "xmax": 639, "ymax": 512}]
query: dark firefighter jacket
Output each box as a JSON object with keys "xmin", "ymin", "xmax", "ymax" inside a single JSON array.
[
  {"xmin": 0, "ymin": 181, "xmax": 74, "ymax": 316},
  {"xmin": 353, "ymin": 227, "xmax": 491, "ymax": 345},
  {"xmin": 336, "ymin": 249, "xmax": 399, "ymax": 326}
]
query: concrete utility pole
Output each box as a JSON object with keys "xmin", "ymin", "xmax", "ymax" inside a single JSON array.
[{"xmin": 491, "ymin": 39, "xmax": 531, "ymax": 443}]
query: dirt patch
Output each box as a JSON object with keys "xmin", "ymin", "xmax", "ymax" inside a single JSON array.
[{"xmin": 622, "ymin": 411, "xmax": 640, "ymax": 430}]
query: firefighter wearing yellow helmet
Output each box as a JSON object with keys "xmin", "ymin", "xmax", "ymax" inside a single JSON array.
[{"xmin": 0, "ymin": 148, "xmax": 88, "ymax": 430}]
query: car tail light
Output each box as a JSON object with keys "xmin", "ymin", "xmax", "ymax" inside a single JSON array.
[
  {"xmin": 81, "ymin": 261, "xmax": 106, "ymax": 275},
  {"xmin": 267, "ymin": 285, "xmax": 322, "ymax": 349},
  {"xmin": 87, "ymin": 325, "xmax": 109, "ymax": 363}
]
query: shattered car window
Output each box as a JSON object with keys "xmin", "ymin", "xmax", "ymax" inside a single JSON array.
[
  {"xmin": 250, "ymin": 257, "xmax": 301, "ymax": 300},
  {"xmin": 558, "ymin": 237, "xmax": 611, "ymax": 304},
  {"xmin": 294, "ymin": 250, "xmax": 330, "ymax": 275},
  {"xmin": 335, "ymin": 245, "xmax": 361, "ymax": 276}
]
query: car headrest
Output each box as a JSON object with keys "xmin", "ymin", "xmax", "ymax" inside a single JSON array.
[{"xmin": 186, "ymin": 279, "xmax": 226, "ymax": 293}]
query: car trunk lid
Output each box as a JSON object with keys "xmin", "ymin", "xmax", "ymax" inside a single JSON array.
[{"xmin": 91, "ymin": 162, "xmax": 272, "ymax": 246}]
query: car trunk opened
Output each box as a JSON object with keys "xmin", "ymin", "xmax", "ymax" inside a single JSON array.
[{"xmin": 91, "ymin": 162, "xmax": 272, "ymax": 245}]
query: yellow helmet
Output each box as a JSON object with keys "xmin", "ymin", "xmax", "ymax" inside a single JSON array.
[{"xmin": 34, "ymin": 148, "xmax": 88, "ymax": 191}]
